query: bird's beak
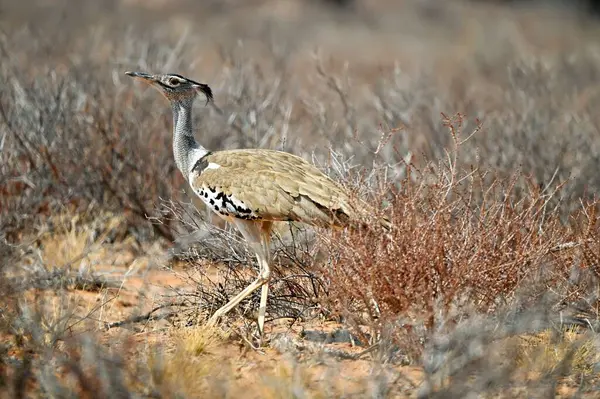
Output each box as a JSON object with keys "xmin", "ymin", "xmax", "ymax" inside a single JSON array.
[{"xmin": 125, "ymin": 71, "xmax": 156, "ymax": 85}]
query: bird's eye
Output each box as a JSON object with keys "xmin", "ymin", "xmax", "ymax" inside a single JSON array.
[{"xmin": 168, "ymin": 77, "xmax": 181, "ymax": 86}]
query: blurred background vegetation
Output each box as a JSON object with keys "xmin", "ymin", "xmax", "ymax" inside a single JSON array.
[{"xmin": 3, "ymin": 0, "xmax": 600, "ymax": 241}]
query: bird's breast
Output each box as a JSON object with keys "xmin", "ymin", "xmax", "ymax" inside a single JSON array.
[{"xmin": 193, "ymin": 184, "xmax": 261, "ymax": 221}]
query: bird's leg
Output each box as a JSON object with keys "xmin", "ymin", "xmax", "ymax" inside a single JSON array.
[
  {"xmin": 207, "ymin": 269, "xmax": 269, "ymax": 326},
  {"xmin": 257, "ymin": 255, "xmax": 270, "ymax": 337},
  {"xmin": 207, "ymin": 220, "xmax": 272, "ymax": 335},
  {"xmin": 257, "ymin": 222, "xmax": 273, "ymax": 339}
]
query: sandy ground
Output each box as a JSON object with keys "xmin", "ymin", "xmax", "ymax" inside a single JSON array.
[
  {"xmin": 16, "ymin": 240, "xmax": 589, "ymax": 397},
  {"xmin": 12, "ymin": 239, "xmax": 425, "ymax": 397}
]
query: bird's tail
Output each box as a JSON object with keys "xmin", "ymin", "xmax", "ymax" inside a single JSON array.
[{"xmin": 349, "ymin": 199, "xmax": 393, "ymax": 232}]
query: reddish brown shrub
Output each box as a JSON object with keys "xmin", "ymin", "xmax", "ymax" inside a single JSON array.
[{"xmin": 319, "ymin": 114, "xmax": 600, "ymax": 353}]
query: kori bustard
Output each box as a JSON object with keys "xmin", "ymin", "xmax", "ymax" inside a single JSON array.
[{"xmin": 125, "ymin": 71, "xmax": 385, "ymax": 337}]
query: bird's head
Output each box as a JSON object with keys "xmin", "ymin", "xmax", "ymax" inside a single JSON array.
[{"xmin": 125, "ymin": 71, "xmax": 213, "ymax": 105}]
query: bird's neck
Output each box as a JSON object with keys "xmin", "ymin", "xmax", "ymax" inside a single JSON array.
[{"xmin": 171, "ymin": 101, "xmax": 209, "ymax": 180}]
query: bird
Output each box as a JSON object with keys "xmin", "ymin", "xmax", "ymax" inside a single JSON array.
[{"xmin": 125, "ymin": 71, "xmax": 388, "ymax": 339}]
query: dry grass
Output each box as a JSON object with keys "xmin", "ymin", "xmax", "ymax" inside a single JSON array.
[
  {"xmin": 147, "ymin": 325, "xmax": 228, "ymax": 398},
  {"xmin": 172, "ymin": 324, "xmax": 225, "ymax": 356},
  {"xmin": 514, "ymin": 327, "xmax": 600, "ymax": 376},
  {"xmin": 37, "ymin": 212, "xmax": 126, "ymax": 270}
]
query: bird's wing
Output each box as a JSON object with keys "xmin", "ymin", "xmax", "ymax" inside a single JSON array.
[{"xmin": 189, "ymin": 149, "xmax": 367, "ymax": 227}]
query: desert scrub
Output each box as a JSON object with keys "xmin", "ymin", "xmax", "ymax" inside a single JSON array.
[{"xmin": 319, "ymin": 113, "xmax": 600, "ymax": 362}]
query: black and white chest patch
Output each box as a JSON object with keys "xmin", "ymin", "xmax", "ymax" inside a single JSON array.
[
  {"xmin": 189, "ymin": 158, "xmax": 261, "ymax": 220},
  {"xmin": 193, "ymin": 184, "xmax": 260, "ymax": 221}
]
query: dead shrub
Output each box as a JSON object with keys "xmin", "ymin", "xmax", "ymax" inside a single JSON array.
[{"xmin": 319, "ymin": 113, "xmax": 600, "ymax": 357}]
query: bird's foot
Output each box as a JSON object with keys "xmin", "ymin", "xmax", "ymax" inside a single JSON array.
[
  {"xmin": 254, "ymin": 323, "xmax": 272, "ymax": 349},
  {"xmin": 256, "ymin": 335, "xmax": 268, "ymax": 349},
  {"xmin": 206, "ymin": 311, "xmax": 223, "ymax": 328}
]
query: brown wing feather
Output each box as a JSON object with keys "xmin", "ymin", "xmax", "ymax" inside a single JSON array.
[{"xmin": 190, "ymin": 149, "xmax": 370, "ymax": 227}]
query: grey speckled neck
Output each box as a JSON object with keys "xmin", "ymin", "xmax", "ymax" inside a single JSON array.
[{"xmin": 171, "ymin": 99, "xmax": 209, "ymax": 178}]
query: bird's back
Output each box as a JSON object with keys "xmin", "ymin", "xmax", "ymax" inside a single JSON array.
[{"xmin": 188, "ymin": 149, "xmax": 370, "ymax": 227}]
